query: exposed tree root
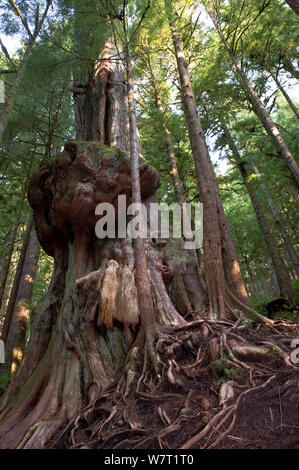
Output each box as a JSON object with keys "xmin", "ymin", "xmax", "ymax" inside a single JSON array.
[
  {"xmin": 46, "ymin": 317, "xmax": 299, "ymax": 450},
  {"xmin": 1, "ymin": 142, "xmax": 297, "ymax": 450}
]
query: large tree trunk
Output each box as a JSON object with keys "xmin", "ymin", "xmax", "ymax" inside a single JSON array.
[
  {"xmin": 221, "ymin": 120, "xmax": 296, "ymax": 304},
  {"xmin": 0, "ymin": 22, "xmax": 206, "ymax": 445},
  {"xmin": 0, "ymin": 137, "xmax": 197, "ymax": 448},
  {"xmin": 72, "ymin": 27, "xmax": 129, "ymax": 152},
  {"xmin": 209, "ymin": 11, "xmax": 299, "ymax": 188},
  {"xmin": 146, "ymin": 58, "xmax": 206, "ymax": 306}
]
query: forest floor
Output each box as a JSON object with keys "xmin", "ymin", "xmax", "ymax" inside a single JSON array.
[{"xmin": 45, "ymin": 316, "xmax": 299, "ymax": 450}]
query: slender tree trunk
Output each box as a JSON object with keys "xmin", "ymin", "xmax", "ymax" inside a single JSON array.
[
  {"xmin": 282, "ymin": 59, "xmax": 299, "ymax": 80},
  {"xmin": 124, "ymin": 14, "xmax": 159, "ymax": 367},
  {"xmin": 285, "ymin": 0, "xmax": 299, "ymax": 15},
  {"xmin": 232, "ymin": 228, "xmax": 259, "ymax": 299},
  {"xmin": 242, "ymin": 253, "xmax": 258, "ymax": 298},
  {"xmin": 156, "ymin": 96, "xmax": 186, "ymax": 205},
  {"xmin": 221, "ymin": 120, "xmax": 296, "ymax": 304},
  {"xmin": 0, "ymin": 6, "xmax": 203, "ymax": 450},
  {"xmin": 170, "ymin": 22, "xmax": 225, "ymax": 318},
  {"xmin": 0, "ymin": 230, "xmax": 15, "ymax": 313},
  {"xmin": 147, "ymin": 59, "xmax": 185, "ymax": 207},
  {"xmin": 0, "ymin": 1, "xmax": 52, "ymax": 142},
  {"xmin": 0, "ymin": 214, "xmax": 34, "ymax": 347},
  {"xmin": 44, "ymin": 89, "xmax": 65, "ymax": 160},
  {"xmin": 165, "ymin": 2, "xmax": 253, "ymax": 319},
  {"xmin": 147, "ymin": 67, "xmax": 207, "ymax": 301},
  {"xmin": 5, "ymin": 228, "xmax": 40, "ymax": 375},
  {"xmin": 253, "ymin": 166, "xmax": 299, "ymax": 277},
  {"xmin": 209, "ymin": 11, "xmax": 299, "ymax": 188},
  {"xmin": 269, "ymin": 69, "xmax": 299, "ymax": 119},
  {"xmin": 0, "ymin": 176, "xmax": 30, "ymax": 314},
  {"xmin": 265, "ymin": 258, "xmax": 280, "ymax": 297}
]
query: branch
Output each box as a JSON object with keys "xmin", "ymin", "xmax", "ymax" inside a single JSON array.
[
  {"xmin": 35, "ymin": 0, "xmax": 52, "ymax": 37},
  {"xmin": 184, "ymin": 13, "xmax": 201, "ymax": 49},
  {"xmin": 7, "ymin": 0, "xmax": 33, "ymax": 39},
  {"xmin": 129, "ymin": 0, "xmax": 151, "ymax": 43},
  {"xmin": 0, "ymin": 69, "xmax": 17, "ymax": 74},
  {"xmin": 233, "ymin": 0, "xmax": 271, "ymax": 52},
  {"xmin": 0, "ymin": 38, "xmax": 16, "ymax": 68}
]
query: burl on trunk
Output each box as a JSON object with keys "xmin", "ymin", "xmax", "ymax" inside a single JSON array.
[{"xmin": 0, "ymin": 141, "xmax": 205, "ymax": 448}]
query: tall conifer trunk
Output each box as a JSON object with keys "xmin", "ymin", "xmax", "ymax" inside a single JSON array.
[
  {"xmin": 124, "ymin": 10, "xmax": 160, "ymax": 368},
  {"xmin": 208, "ymin": 10, "xmax": 299, "ymax": 188},
  {"xmin": 253, "ymin": 166, "xmax": 299, "ymax": 277},
  {"xmin": 221, "ymin": 120, "xmax": 296, "ymax": 305},
  {"xmin": 0, "ymin": 230, "xmax": 16, "ymax": 313},
  {"xmin": 165, "ymin": 1, "xmax": 253, "ymax": 319},
  {"xmin": 5, "ymin": 227, "xmax": 40, "ymax": 375}
]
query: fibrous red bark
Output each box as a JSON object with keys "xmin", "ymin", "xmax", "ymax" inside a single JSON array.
[{"xmin": 0, "ymin": 138, "xmax": 209, "ymax": 448}]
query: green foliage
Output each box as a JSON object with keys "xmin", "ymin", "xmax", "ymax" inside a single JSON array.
[
  {"xmin": 292, "ymin": 279, "xmax": 299, "ymax": 297},
  {"xmin": 209, "ymin": 356, "xmax": 245, "ymax": 384},
  {"xmin": 0, "ymin": 374, "xmax": 10, "ymax": 390}
]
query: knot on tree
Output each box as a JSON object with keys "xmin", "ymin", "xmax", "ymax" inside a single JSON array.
[{"xmin": 27, "ymin": 141, "xmax": 160, "ymax": 257}]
